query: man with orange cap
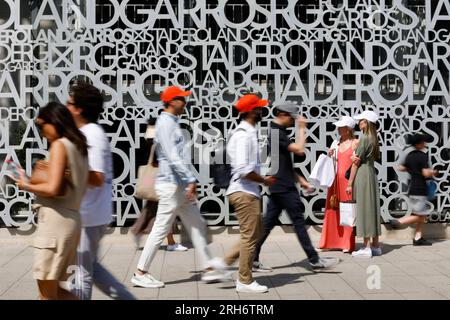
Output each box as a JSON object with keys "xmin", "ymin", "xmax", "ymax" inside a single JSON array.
[
  {"xmin": 132, "ymin": 86, "xmax": 227, "ymax": 288},
  {"xmin": 210, "ymin": 93, "xmax": 276, "ymax": 293}
]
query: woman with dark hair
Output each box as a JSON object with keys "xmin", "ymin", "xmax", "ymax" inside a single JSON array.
[
  {"xmin": 346, "ymin": 111, "xmax": 382, "ymax": 258},
  {"xmin": 15, "ymin": 102, "xmax": 89, "ymax": 299}
]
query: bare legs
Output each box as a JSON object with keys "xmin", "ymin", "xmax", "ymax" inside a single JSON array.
[
  {"xmin": 37, "ymin": 280, "xmax": 78, "ymax": 300},
  {"xmin": 363, "ymin": 236, "xmax": 379, "ymax": 248},
  {"xmin": 166, "ymin": 232, "xmax": 176, "ymax": 246},
  {"xmin": 397, "ymin": 214, "xmax": 427, "ymax": 240}
]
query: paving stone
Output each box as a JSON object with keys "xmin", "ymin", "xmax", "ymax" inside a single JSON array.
[{"xmin": 2, "ymin": 237, "xmax": 450, "ymax": 300}]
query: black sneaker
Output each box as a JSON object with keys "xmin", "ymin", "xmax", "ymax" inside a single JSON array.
[
  {"xmin": 387, "ymin": 219, "xmax": 401, "ymax": 229},
  {"xmin": 413, "ymin": 237, "xmax": 432, "ymax": 246},
  {"xmin": 310, "ymin": 257, "xmax": 340, "ymax": 270}
]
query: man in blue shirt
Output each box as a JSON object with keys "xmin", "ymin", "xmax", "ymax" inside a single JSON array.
[{"xmin": 132, "ymin": 86, "xmax": 226, "ymax": 288}]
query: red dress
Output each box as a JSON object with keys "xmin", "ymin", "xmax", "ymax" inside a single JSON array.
[{"xmin": 318, "ymin": 146, "xmax": 355, "ymax": 252}]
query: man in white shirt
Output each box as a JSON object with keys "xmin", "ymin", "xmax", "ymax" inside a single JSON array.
[
  {"xmin": 211, "ymin": 94, "xmax": 276, "ymax": 293},
  {"xmin": 67, "ymin": 82, "xmax": 135, "ymax": 300}
]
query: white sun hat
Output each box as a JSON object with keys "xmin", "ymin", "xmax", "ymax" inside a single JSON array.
[
  {"xmin": 353, "ymin": 110, "xmax": 379, "ymax": 123},
  {"xmin": 333, "ymin": 116, "xmax": 356, "ymax": 129}
]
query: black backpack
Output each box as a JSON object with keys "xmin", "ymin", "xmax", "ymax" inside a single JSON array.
[{"xmin": 210, "ymin": 128, "xmax": 243, "ymax": 189}]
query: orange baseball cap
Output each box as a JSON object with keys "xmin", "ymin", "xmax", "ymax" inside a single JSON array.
[
  {"xmin": 235, "ymin": 94, "xmax": 268, "ymax": 113},
  {"xmin": 160, "ymin": 86, "xmax": 192, "ymax": 103}
]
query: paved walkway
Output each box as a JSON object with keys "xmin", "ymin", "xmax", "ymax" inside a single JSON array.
[{"xmin": 1, "ymin": 233, "xmax": 450, "ymax": 300}]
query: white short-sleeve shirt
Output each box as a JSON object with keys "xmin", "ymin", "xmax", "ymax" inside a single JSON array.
[{"xmin": 79, "ymin": 123, "xmax": 113, "ymax": 227}]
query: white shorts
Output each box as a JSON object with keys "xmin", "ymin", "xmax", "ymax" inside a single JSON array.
[{"xmin": 409, "ymin": 195, "xmax": 430, "ymax": 216}]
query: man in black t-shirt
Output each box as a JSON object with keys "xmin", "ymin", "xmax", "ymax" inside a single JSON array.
[
  {"xmin": 388, "ymin": 132, "xmax": 438, "ymax": 246},
  {"xmin": 252, "ymin": 105, "xmax": 339, "ymax": 272}
]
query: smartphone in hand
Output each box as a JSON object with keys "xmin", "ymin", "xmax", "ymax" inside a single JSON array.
[{"xmin": 4, "ymin": 159, "xmax": 29, "ymax": 182}]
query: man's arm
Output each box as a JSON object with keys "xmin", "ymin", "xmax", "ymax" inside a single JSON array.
[
  {"xmin": 422, "ymin": 168, "xmax": 438, "ymax": 178},
  {"xmin": 158, "ymin": 119, "xmax": 196, "ymax": 185},
  {"xmin": 245, "ymin": 171, "xmax": 276, "ymax": 186},
  {"xmin": 287, "ymin": 116, "xmax": 307, "ymax": 156},
  {"xmin": 233, "ymin": 131, "xmax": 275, "ymax": 186},
  {"xmin": 85, "ymin": 131, "xmax": 107, "ymax": 188},
  {"xmin": 295, "ymin": 173, "xmax": 315, "ymax": 192}
]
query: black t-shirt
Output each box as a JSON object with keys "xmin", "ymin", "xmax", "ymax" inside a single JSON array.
[
  {"xmin": 403, "ymin": 150, "xmax": 429, "ymax": 196},
  {"xmin": 268, "ymin": 122, "xmax": 297, "ymax": 193}
]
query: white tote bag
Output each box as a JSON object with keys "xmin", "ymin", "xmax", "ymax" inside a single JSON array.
[
  {"xmin": 339, "ymin": 201, "xmax": 357, "ymax": 227},
  {"xmin": 309, "ymin": 154, "xmax": 335, "ymax": 188},
  {"xmin": 310, "ymin": 140, "xmax": 339, "ymax": 188}
]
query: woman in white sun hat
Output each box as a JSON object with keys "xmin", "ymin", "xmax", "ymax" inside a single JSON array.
[
  {"xmin": 319, "ymin": 116, "xmax": 357, "ymax": 253},
  {"xmin": 346, "ymin": 110, "xmax": 382, "ymax": 258}
]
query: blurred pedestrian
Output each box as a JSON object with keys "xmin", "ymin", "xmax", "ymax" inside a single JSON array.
[
  {"xmin": 388, "ymin": 132, "xmax": 438, "ymax": 246},
  {"xmin": 15, "ymin": 102, "xmax": 89, "ymax": 300},
  {"xmin": 131, "ymin": 119, "xmax": 187, "ymax": 252},
  {"xmin": 67, "ymin": 82, "xmax": 135, "ymax": 300},
  {"xmin": 210, "ymin": 94, "xmax": 276, "ymax": 293},
  {"xmin": 132, "ymin": 86, "xmax": 227, "ymax": 289},
  {"xmin": 253, "ymin": 105, "xmax": 339, "ymax": 272}
]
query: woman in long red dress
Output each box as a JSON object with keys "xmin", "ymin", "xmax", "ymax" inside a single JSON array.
[{"xmin": 319, "ymin": 116, "xmax": 357, "ymax": 253}]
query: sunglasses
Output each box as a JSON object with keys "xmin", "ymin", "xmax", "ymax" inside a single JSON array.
[{"xmin": 172, "ymin": 97, "xmax": 187, "ymax": 103}]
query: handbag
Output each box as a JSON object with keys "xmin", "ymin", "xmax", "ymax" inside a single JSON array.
[
  {"xmin": 329, "ymin": 155, "xmax": 339, "ymax": 210},
  {"xmin": 309, "ymin": 154, "xmax": 335, "ymax": 188},
  {"xmin": 339, "ymin": 200, "xmax": 357, "ymax": 227},
  {"xmin": 135, "ymin": 144, "xmax": 159, "ymax": 201},
  {"xmin": 30, "ymin": 160, "xmax": 72, "ymax": 196}
]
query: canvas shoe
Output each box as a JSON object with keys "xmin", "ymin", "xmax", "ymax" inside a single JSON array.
[
  {"xmin": 351, "ymin": 247, "xmax": 372, "ymax": 258},
  {"xmin": 413, "ymin": 237, "xmax": 432, "ymax": 246},
  {"xmin": 209, "ymin": 257, "xmax": 229, "ymax": 271},
  {"xmin": 131, "ymin": 273, "xmax": 164, "ymax": 288},
  {"xmin": 252, "ymin": 261, "xmax": 273, "ymax": 273},
  {"xmin": 310, "ymin": 257, "xmax": 340, "ymax": 270},
  {"xmin": 236, "ymin": 280, "xmax": 268, "ymax": 293},
  {"xmin": 167, "ymin": 243, "xmax": 188, "ymax": 251},
  {"xmin": 201, "ymin": 270, "xmax": 233, "ymax": 283},
  {"xmin": 371, "ymin": 247, "xmax": 382, "ymax": 256},
  {"xmin": 387, "ymin": 219, "xmax": 402, "ymax": 229}
]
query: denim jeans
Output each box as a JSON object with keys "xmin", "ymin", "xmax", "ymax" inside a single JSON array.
[
  {"xmin": 74, "ymin": 225, "xmax": 136, "ymax": 300},
  {"xmin": 254, "ymin": 188, "xmax": 319, "ymax": 264}
]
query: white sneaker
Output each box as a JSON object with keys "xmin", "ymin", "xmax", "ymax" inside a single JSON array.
[
  {"xmin": 371, "ymin": 247, "xmax": 382, "ymax": 256},
  {"xmin": 209, "ymin": 257, "xmax": 229, "ymax": 271},
  {"xmin": 351, "ymin": 247, "xmax": 372, "ymax": 258},
  {"xmin": 131, "ymin": 273, "xmax": 164, "ymax": 288},
  {"xmin": 167, "ymin": 243, "xmax": 188, "ymax": 251},
  {"xmin": 201, "ymin": 270, "xmax": 233, "ymax": 283},
  {"xmin": 236, "ymin": 280, "xmax": 268, "ymax": 293},
  {"xmin": 252, "ymin": 261, "xmax": 273, "ymax": 273}
]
